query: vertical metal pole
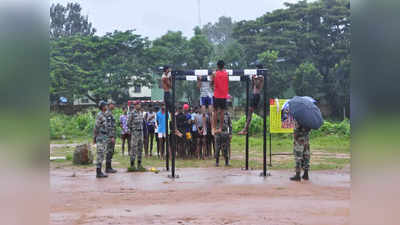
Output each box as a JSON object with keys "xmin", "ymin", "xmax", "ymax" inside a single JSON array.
[
  {"xmin": 171, "ymin": 74, "xmax": 176, "ymax": 178},
  {"xmin": 269, "ymin": 133, "xmax": 272, "ymax": 166},
  {"xmin": 245, "ymin": 77, "xmax": 249, "ymax": 170},
  {"xmin": 165, "ymin": 101, "xmax": 169, "ymax": 171},
  {"xmin": 263, "ymin": 69, "xmax": 268, "ymax": 177}
]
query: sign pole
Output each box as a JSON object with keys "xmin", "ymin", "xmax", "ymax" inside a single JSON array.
[
  {"xmin": 245, "ymin": 77, "xmax": 249, "ymax": 170},
  {"xmin": 262, "ymin": 69, "xmax": 268, "ymax": 177}
]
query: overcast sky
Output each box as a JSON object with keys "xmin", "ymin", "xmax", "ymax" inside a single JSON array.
[{"xmin": 50, "ymin": 0, "xmax": 308, "ymax": 40}]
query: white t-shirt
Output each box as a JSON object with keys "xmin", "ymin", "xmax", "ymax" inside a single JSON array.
[
  {"xmin": 200, "ymin": 81, "xmax": 212, "ymax": 98},
  {"xmin": 147, "ymin": 112, "xmax": 156, "ymax": 123}
]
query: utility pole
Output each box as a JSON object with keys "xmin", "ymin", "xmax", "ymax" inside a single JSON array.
[{"xmin": 197, "ymin": 0, "xmax": 201, "ymax": 27}]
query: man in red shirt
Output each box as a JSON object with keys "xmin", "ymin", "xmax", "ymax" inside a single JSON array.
[{"xmin": 211, "ymin": 60, "xmax": 229, "ymax": 134}]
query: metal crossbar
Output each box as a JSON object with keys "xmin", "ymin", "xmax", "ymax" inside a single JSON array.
[
  {"xmin": 164, "ymin": 68, "xmax": 269, "ymax": 178},
  {"xmin": 171, "ymin": 69, "xmax": 267, "ymax": 76}
]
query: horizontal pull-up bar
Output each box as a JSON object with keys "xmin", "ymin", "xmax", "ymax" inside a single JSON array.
[
  {"xmin": 175, "ymin": 75, "xmax": 247, "ymax": 81},
  {"xmin": 171, "ymin": 69, "xmax": 267, "ymax": 76}
]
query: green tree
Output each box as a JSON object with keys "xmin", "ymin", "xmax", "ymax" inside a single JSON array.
[
  {"xmin": 50, "ymin": 3, "xmax": 96, "ymax": 39},
  {"xmin": 293, "ymin": 62, "xmax": 324, "ymax": 97},
  {"xmin": 50, "ymin": 31, "xmax": 153, "ymax": 104},
  {"xmin": 257, "ymin": 50, "xmax": 291, "ymax": 98},
  {"xmin": 233, "ymin": 0, "xmax": 350, "ymax": 117}
]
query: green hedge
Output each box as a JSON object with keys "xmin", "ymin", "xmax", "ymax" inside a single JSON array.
[
  {"xmin": 232, "ymin": 115, "xmax": 350, "ymax": 138},
  {"xmin": 50, "ymin": 108, "xmax": 124, "ymax": 139},
  {"xmin": 50, "ymin": 110, "xmax": 350, "ymax": 140}
]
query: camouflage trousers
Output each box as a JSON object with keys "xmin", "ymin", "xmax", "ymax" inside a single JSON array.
[
  {"xmin": 130, "ymin": 132, "xmax": 143, "ymax": 162},
  {"xmin": 96, "ymin": 141, "xmax": 107, "ymax": 168},
  {"xmin": 293, "ymin": 128, "xmax": 310, "ymax": 172},
  {"xmin": 215, "ymin": 133, "xmax": 229, "ymax": 160},
  {"xmin": 106, "ymin": 141, "xmax": 115, "ymax": 163}
]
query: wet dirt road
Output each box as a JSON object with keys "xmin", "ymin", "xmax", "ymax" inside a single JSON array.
[{"xmin": 50, "ymin": 167, "xmax": 350, "ymax": 225}]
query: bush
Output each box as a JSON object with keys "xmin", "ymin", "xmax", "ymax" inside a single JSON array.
[
  {"xmin": 232, "ymin": 114, "xmax": 350, "ymax": 138},
  {"xmin": 311, "ymin": 119, "xmax": 350, "ymax": 138},
  {"xmin": 50, "ymin": 109, "xmax": 350, "ymax": 140},
  {"xmin": 232, "ymin": 114, "xmax": 268, "ymax": 135}
]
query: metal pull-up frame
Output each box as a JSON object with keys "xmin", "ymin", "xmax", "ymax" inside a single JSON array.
[{"xmin": 164, "ymin": 68, "xmax": 269, "ymax": 178}]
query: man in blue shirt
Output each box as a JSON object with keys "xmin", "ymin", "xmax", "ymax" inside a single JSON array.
[{"xmin": 156, "ymin": 104, "xmax": 167, "ymax": 159}]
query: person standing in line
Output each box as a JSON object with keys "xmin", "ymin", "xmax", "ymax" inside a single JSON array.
[
  {"xmin": 194, "ymin": 107, "xmax": 207, "ymax": 159},
  {"xmin": 146, "ymin": 106, "xmax": 156, "ymax": 157},
  {"xmin": 154, "ymin": 106, "xmax": 160, "ymax": 157},
  {"xmin": 174, "ymin": 104, "xmax": 187, "ymax": 158},
  {"xmin": 93, "ymin": 101, "xmax": 109, "ymax": 178},
  {"xmin": 191, "ymin": 106, "xmax": 199, "ymax": 158},
  {"xmin": 127, "ymin": 101, "xmax": 145, "ymax": 170},
  {"xmin": 119, "ymin": 106, "xmax": 130, "ymax": 156},
  {"xmin": 142, "ymin": 107, "xmax": 149, "ymax": 157},
  {"xmin": 215, "ymin": 110, "xmax": 232, "ymax": 167},
  {"xmin": 104, "ymin": 101, "xmax": 117, "ymax": 173},
  {"xmin": 156, "ymin": 104, "xmax": 167, "ymax": 159}
]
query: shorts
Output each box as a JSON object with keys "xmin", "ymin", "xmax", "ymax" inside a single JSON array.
[
  {"xmin": 121, "ymin": 133, "xmax": 131, "ymax": 139},
  {"xmin": 213, "ymin": 97, "xmax": 227, "ymax": 110},
  {"xmin": 158, "ymin": 133, "xmax": 166, "ymax": 138},
  {"xmin": 250, "ymin": 93, "xmax": 261, "ymax": 108},
  {"xmin": 191, "ymin": 131, "xmax": 198, "ymax": 139},
  {"xmin": 147, "ymin": 123, "xmax": 155, "ymax": 133},
  {"xmin": 200, "ymin": 96, "xmax": 213, "ymax": 107}
]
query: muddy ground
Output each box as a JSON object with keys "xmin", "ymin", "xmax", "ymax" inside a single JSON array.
[{"xmin": 50, "ymin": 166, "xmax": 349, "ymax": 225}]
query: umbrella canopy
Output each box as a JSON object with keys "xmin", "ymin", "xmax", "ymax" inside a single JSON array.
[{"xmin": 288, "ymin": 96, "xmax": 323, "ymax": 129}]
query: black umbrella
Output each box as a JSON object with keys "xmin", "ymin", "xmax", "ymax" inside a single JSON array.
[{"xmin": 288, "ymin": 96, "xmax": 323, "ymax": 129}]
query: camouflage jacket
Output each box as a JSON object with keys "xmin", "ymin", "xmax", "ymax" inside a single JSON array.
[
  {"xmin": 128, "ymin": 109, "xmax": 143, "ymax": 134},
  {"xmin": 294, "ymin": 120, "xmax": 310, "ymax": 139},
  {"xmin": 104, "ymin": 110, "xmax": 116, "ymax": 138},
  {"xmin": 94, "ymin": 111, "xmax": 109, "ymax": 142}
]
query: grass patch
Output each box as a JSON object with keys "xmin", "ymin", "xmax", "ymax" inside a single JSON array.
[{"xmin": 50, "ymin": 133, "xmax": 350, "ymax": 171}]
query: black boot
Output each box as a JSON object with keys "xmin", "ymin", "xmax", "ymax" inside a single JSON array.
[
  {"xmin": 96, "ymin": 167, "xmax": 108, "ymax": 178},
  {"xmin": 216, "ymin": 157, "xmax": 219, "ymax": 167},
  {"xmin": 137, "ymin": 160, "xmax": 145, "ymax": 171},
  {"xmin": 302, "ymin": 169, "xmax": 309, "ymax": 180},
  {"xmin": 225, "ymin": 156, "xmax": 229, "ymax": 166},
  {"xmin": 130, "ymin": 159, "xmax": 135, "ymax": 168},
  {"xmin": 290, "ymin": 172, "xmax": 301, "ymax": 181},
  {"xmin": 105, "ymin": 161, "xmax": 117, "ymax": 173}
]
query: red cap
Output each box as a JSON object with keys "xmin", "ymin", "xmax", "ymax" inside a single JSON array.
[
  {"xmin": 183, "ymin": 104, "xmax": 189, "ymax": 110},
  {"xmin": 133, "ymin": 100, "xmax": 140, "ymax": 105}
]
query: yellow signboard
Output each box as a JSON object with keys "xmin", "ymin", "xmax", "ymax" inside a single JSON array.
[{"xmin": 269, "ymin": 98, "xmax": 294, "ymax": 133}]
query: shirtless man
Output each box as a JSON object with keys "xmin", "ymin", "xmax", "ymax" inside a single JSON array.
[
  {"xmin": 161, "ymin": 65, "xmax": 173, "ymax": 113},
  {"xmin": 238, "ymin": 64, "xmax": 264, "ymax": 135}
]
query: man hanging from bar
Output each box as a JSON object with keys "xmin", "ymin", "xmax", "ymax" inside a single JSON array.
[
  {"xmin": 161, "ymin": 65, "xmax": 173, "ymax": 113},
  {"xmin": 211, "ymin": 60, "xmax": 229, "ymax": 135},
  {"xmin": 238, "ymin": 64, "xmax": 264, "ymax": 135},
  {"xmin": 197, "ymin": 70, "xmax": 214, "ymax": 138}
]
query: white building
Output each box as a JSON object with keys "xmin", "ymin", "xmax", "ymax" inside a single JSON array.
[{"xmin": 128, "ymin": 84, "xmax": 151, "ymax": 99}]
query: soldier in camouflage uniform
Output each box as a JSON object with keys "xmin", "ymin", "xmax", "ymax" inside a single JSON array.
[
  {"xmin": 104, "ymin": 101, "xmax": 117, "ymax": 173},
  {"xmin": 93, "ymin": 101, "xmax": 109, "ymax": 178},
  {"xmin": 215, "ymin": 111, "xmax": 232, "ymax": 167},
  {"xmin": 290, "ymin": 120, "xmax": 311, "ymax": 181},
  {"xmin": 127, "ymin": 101, "xmax": 145, "ymax": 170}
]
